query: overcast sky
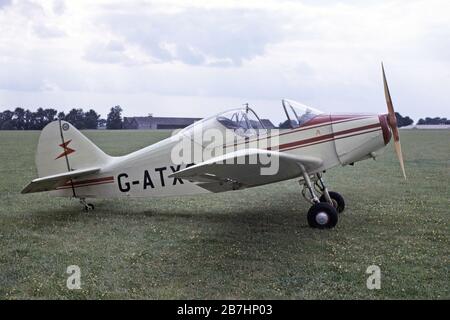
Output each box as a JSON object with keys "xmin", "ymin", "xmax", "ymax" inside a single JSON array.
[{"xmin": 0, "ymin": 0, "xmax": 449, "ymax": 123}]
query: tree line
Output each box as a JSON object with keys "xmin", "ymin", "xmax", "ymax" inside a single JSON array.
[
  {"xmin": 0, "ymin": 106, "xmax": 124, "ymax": 130},
  {"xmin": 417, "ymin": 117, "xmax": 450, "ymax": 125},
  {"xmin": 395, "ymin": 112, "xmax": 414, "ymax": 128}
]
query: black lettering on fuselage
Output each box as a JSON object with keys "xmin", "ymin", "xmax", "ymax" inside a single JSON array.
[
  {"xmin": 118, "ymin": 173, "xmax": 130, "ymax": 192},
  {"xmin": 155, "ymin": 166, "xmax": 167, "ymax": 187},
  {"xmin": 143, "ymin": 170, "xmax": 155, "ymax": 189},
  {"xmin": 170, "ymin": 165, "xmax": 184, "ymax": 185},
  {"xmin": 117, "ymin": 163, "xmax": 196, "ymax": 193}
]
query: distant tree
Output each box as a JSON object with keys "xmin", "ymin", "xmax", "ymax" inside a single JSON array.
[
  {"xmin": 84, "ymin": 109, "xmax": 101, "ymax": 129},
  {"xmin": 426, "ymin": 117, "xmax": 435, "ymax": 124},
  {"xmin": 0, "ymin": 110, "xmax": 14, "ymax": 130},
  {"xmin": 44, "ymin": 108, "xmax": 57, "ymax": 123},
  {"xmin": 106, "ymin": 105, "xmax": 123, "ymax": 129},
  {"xmin": 417, "ymin": 117, "xmax": 449, "ymax": 125},
  {"xmin": 395, "ymin": 112, "xmax": 414, "ymax": 128},
  {"xmin": 13, "ymin": 107, "xmax": 26, "ymax": 130},
  {"xmin": 0, "ymin": 106, "xmax": 125, "ymax": 130},
  {"xmin": 98, "ymin": 118, "xmax": 107, "ymax": 128},
  {"xmin": 30, "ymin": 107, "xmax": 57, "ymax": 130},
  {"xmin": 24, "ymin": 109, "xmax": 34, "ymax": 129},
  {"xmin": 33, "ymin": 108, "xmax": 46, "ymax": 130},
  {"xmin": 65, "ymin": 108, "xmax": 86, "ymax": 129},
  {"xmin": 57, "ymin": 111, "xmax": 65, "ymax": 120}
]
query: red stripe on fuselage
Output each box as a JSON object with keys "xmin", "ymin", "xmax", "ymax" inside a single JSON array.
[
  {"xmin": 63, "ymin": 176, "xmax": 114, "ymax": 186},
  {"xmin": 279, "ymin": 127, "xmax": 382, "ymax": 152},
  {"xmin": 277, "ymin": 122, "xmax": 381, "ymax": 151},
  {"xmin": 223, "ymin": 115, "xmax": 373, "ymax": 149}
]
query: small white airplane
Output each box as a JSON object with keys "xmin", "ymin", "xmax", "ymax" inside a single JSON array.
[{"xmin": 22, "ymin": 65, "xmax": 406, "ymax": 229}]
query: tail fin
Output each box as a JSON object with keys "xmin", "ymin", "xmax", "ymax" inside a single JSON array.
[{"xmin": 36, "ymin": 120, "xmax": 111, "ymax": 177}]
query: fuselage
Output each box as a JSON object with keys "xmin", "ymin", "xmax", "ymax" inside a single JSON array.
[{"xmin": 51, "ymin": 113, "xmax": 391, "ymax": 199}]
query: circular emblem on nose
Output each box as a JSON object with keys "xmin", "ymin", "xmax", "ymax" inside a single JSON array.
[{"xmin": 62, "ymin": 123, "xmax": 69, "ymax": 131}]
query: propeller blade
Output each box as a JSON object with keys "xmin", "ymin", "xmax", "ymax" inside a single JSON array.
[
  {"xmin": 382, "ymin": 64, "xmax": 394, "ymax": 115},
  {"xmin": 394, "ymin": 140, "xmax": 407, "ymax": 179},
  {"xmin": 382, "ymin": 63, "xmax": 398, "ymax": 139},
  {"xmin": 381, "ymin": 63, "xmax": 406, "ymax": 179}
]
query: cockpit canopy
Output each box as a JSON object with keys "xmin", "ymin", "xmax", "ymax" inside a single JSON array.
[
  {"xmin": 178, "ymin": 99, "xmax": 324, "ymax": 147},
  {"xmin": 216, "ymin": 107, "xmax": 267, "ymax": 137},
  {"xmin": 180, "ymin": 105, "xmax": 267, "ymax": 141},
  {"xmin": 281, "ymin": 99, "xmax": 323, "ymax": 129}
]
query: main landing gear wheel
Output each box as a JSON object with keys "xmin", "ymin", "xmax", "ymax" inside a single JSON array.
[
  {"xmin": 320, "ymin": 191, "xmax": 345, "ymax": 213},
  {"xmin": 299, "ymin": 170, "xmax": 340, "ymax": 229},
  {"xmin": 307, "ymin": 202, "xmax": 338, "ymax": 229}
]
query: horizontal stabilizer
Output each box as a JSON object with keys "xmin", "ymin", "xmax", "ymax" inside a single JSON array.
[{"xmin": 21, "ymin": 167, "xmax": 100, "ymax": 194}]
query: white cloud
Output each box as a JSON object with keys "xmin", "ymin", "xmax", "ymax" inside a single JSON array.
[
  {"xmin": 97, "ymin": 7, "xmax": 284, "ymax": 66},
  {"xmin": 33, "ymin": 23, "xmax": 66, "ymax": 38},
  {"xmin": 52, "ymin": 0, "xmax": 65, "ymax": 15},
  {"xmin": 0, "ymin": 0, "xmax": 12, "ymax": 9}
]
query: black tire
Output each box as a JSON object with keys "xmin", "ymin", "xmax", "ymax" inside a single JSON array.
[
  {"xmin": 320, "ymin": 191, "xmax": 345, "ymax": 213},
  {"xmin": 84, "ymin": 203, "xmax": 94, "ymax": 211},
  {"xmin": 307, "ymin": 202, "xmax": 338, "ymax": 229}
]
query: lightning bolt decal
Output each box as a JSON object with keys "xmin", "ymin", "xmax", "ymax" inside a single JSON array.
[{"xmin": 55, "ymin": 139, "xmax": 75, "ymax": 160}]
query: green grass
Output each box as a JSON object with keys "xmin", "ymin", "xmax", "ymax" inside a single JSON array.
[{"xmin": 0, "ymin": 129, "xmax": 449, "ymax": 299}]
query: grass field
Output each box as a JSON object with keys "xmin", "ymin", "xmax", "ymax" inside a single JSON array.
[{"xmin": 0, "ymin": 129, "xmax": 448, "ymax": 299}]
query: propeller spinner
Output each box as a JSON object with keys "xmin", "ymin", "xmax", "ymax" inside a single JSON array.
[{"xmin": 382, "ymin": 63, "xmax": 407, "ymax": 179}]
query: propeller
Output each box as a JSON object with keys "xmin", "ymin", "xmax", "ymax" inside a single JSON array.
[{"xmin": 382, "ymin": 63, "xmax": 406, "ymax": 179}]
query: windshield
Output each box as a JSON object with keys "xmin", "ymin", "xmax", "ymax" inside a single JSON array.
[{"xmin": 281, "ymin": 99, "xmax": 323, "ymax": 128}]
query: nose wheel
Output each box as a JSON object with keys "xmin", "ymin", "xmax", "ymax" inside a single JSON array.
[
  {"xmin": 307, "ymin": 202, "xmax": 338, "ymax": 229},
  {"xmin": 299, "ymin": 170, "xmax": 342, "ymax": 229}
]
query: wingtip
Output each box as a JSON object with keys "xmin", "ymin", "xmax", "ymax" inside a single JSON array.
[{"xmin": 20, "ymin": 184, "xmax": 31, "ymax": 194}]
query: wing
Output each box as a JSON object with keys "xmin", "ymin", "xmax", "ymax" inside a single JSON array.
[
  {"xmin": 21, "ymin": 167, "xmax": 101, "ymax": 194},
  {"xmin": 169, "ymin": 149, "xmax": 323, "ymax": 192}
]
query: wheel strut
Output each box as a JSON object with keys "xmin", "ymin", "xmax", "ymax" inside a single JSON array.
[
  {"xmin": 315, "ymin": 173, "xmax": 333, "ymax": 206},
  {"xmin": 299, "ymin": 165, "xmax": 320, "ymax": 204}
]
